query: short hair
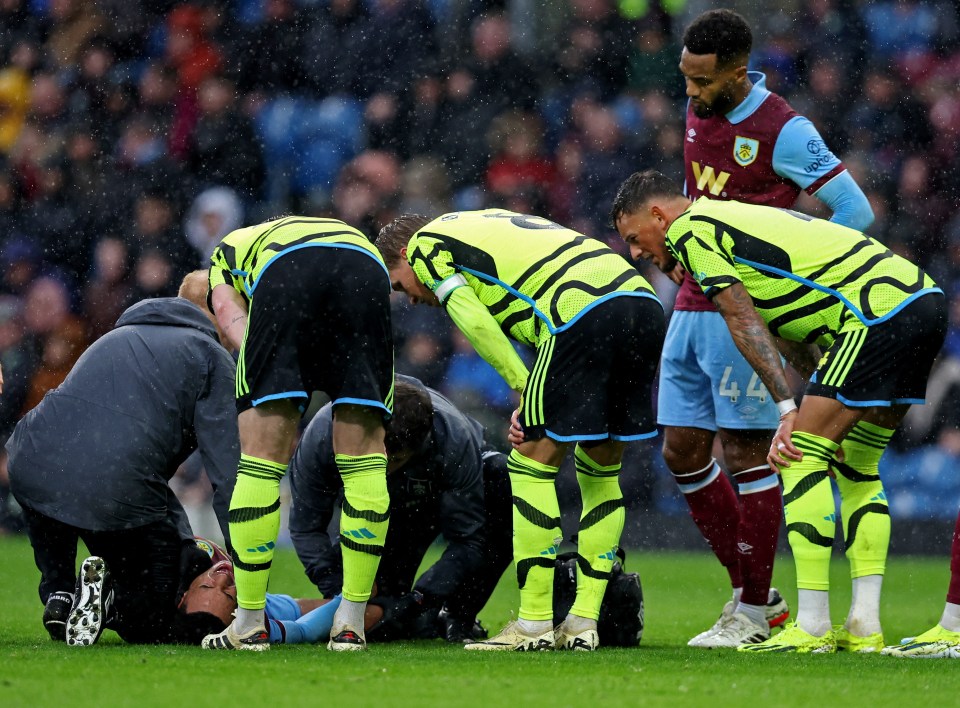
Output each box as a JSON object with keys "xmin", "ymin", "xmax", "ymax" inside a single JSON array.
[
  {"xmin": 683, "ymin": 9, "xmax": 752, "ymax": 68},
  {"xmin": 172, "ymin": 609, "xmax": 228, "ymax": 645},
  {"xmin": 375, "ymin": 214, "xmax": 432, "ymax": 268},
  {"xmin": 178, "ymin": 269, "xmax": 210, "ymax": 309},
  {"xmin": 384, "ymin": 379, "xmax": 434, "ymax": 457},
  {"xmin": 609, "ymin": 170, "xmax": 684, "ymax": 225}
]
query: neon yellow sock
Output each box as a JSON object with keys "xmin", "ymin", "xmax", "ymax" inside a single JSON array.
[
  {"xmin": 336, "ymin": 453, "xmax": 389, "ymax": 603},
  {"xmin": 570, "ymin": 445, "xmax": 624, "ymax": 621},
  {"xmin": 508, "ymin": 449, "xmax": 561, "ymax": 622},
  {"xmin": 230, "ymin": 454, "xmax": 286, "ymax": 610},
  {"xmin": 782, "ymin": 432, "xmax": 840, "ymax": 592},
  {"xmin": 834, "ymin": 421, "xmax": 893, "ymax": 579}
]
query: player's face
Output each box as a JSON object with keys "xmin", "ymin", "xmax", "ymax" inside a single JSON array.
[
  {"xmin": 389, "ymin": 256, "xmax": 440, "ymax": 307},
  {"xmin": 679, "ymin": 48, "xmax": 744, "ymax": 118},
  {"xmin": 615, "ymin": 208, "xmax": 677, "ymax": 273},
  {"xmin": 179, "ymin": 560, "xmax": 238, "ymax": 625}
]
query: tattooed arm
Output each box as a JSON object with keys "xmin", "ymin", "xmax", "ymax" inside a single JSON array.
[{"xmin": 712, "ymin": 283, "xmax": 801, "ymax": 469}]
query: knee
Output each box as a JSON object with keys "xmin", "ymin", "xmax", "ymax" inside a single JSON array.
[{"xmin": 661, "ymin": 439, "xmax": 712, "ymax": 474}]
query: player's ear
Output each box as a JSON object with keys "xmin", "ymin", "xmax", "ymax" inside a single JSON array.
[{"xmin": 400, "ymin": 246, "xmax": 408, "ymax": 260}]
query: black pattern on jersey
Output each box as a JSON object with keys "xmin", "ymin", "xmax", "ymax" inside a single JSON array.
[
  {"xmin": 487, "ymin": 238, "xmax": 590, "ymax": 317},
  {"xmin": 417, "ymin": 231, "xmax": 499, "ymax": 280},
  {"xmin": 411, "ymin": 240, "xmax": 444, "ymax": 283},
  {"xmin": 550, "ymin": 271, "xmax": 640, "ymax": 325},
  {"xmin": 766, "ymin": 297, "xmax": 842, "ymax": 338},
  {"xmin": 859, "ymin": 267, "xmax": 928, "ymax": 320},
  {"xmin": 693, "ymin": 215, "xmax": 793, "ymax": 273}
]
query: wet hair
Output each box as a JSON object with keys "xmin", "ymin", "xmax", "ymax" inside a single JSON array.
[
  {"xmin": 384, "ymin": 379, "xmax": 434, "ymax": 457},
  {"xmin": 172, "ymin": 608, "xmax": 228, "ymax": 645},
  {"xmin": 609, "ymin": 170, "xmax": 684, "ymax": 226},
  {"xmin": 375, "ymin": 214, "xmax": 432, "ymax": 268},
  {"xmin": 683, "ymin": 9, "xmax": 752, "ymax": 68}
]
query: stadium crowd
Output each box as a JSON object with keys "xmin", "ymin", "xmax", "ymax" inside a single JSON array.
[{"xmin": 1, "ymin": 0, "xmax": 960, "ymax": 532}]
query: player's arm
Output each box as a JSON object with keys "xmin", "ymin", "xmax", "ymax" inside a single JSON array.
[
  {"xmin": 672, "ymin": 228, "xmax": 800, "ymax": 468},
  {"xmin": 209, "ymin": 281, "xmax": 248, "ymax": 353},
  {"xmin": 194, "ymin": 350, "xmax": 242, "ymax": 545},
  {"xmin": 408, "ymin": 236, "xmax": 529, "ymax": 392},
  {"xmin": 413, "ymin": 437, "xmax": 485, "ymax": 605},
  {"xmin": 772, "ymin": 116, "xmax": 873, "ymax": 230},
  {"xmin": 775, "ymin": 337, "xmax": 822, "ymax": 380},
  {"xmin": 712, "ymin": 284, "xmax": 800, "ymax": 467},
  {"xmin": 444, "ymin": 288, "xmax": 529, "ymax": 392}
]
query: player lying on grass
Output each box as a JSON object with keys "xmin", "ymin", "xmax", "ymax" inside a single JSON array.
[
  {"xmin": 288, "ymin": 375, "xmax": 511, "ymax": 644},
  {"xmin": 612, "ymin": 170, "xmax": 945, "ymax": 654},
  {"xmin": 377, "ymin": 210, "xmax": 664, "ymax": 651},
  {"xmin": 7, "ymin": 272, "xmax": 240, "ymax": 646}
]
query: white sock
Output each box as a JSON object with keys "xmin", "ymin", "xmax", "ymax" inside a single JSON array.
[
  {"xmin": 797, "ymin": 589, "xmax": 831, "ymax": 637},
  {"xmin": 845, "ymin": 574, "xmax": 883, "ymax": 635},
  {"xmin": 733, "ymin": 587, "xmax": 743, "ymax": 604},
  {"xmin": 563, "ymin": 614, "xmax": 597, "ymax": 632},
  {"xmin": 517, "ymin": 618, "xmax": 552, "ymax": 634},
  {"xmin": 735, "ymin": 602, "xmax": 766, "ymax": 627},
  {"xmin": 234, "ymin": 607, "xmax": 264, "ymax": 634},
  {"xmin": 940, "ymin": 602, "xmax": 960, "ymax": 632},
  {"xmin": 333, "ymin": 598, "xmax": 366, "ymax": 633}
]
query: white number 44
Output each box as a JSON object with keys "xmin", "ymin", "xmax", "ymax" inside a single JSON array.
[{"xmin": 719, "ymin": 367, "xmax": 767, "ymax": 403}]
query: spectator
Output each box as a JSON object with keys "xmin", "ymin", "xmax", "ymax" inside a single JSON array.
[{"xmin": 183, "ymin": 186, "xmax": 244, "ymax": 266}]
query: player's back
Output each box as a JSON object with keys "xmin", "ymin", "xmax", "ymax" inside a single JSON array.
[
  {"xmin": 210, "ymin": 216, "xmax": 384, "ymax": 300},
  {"xmin": 672, "ymin": 199, "xmax": 940, "ymax": 343},
  {"xmin": 411, "ymin": 209, "xmax": 657, "ymax": 346}
]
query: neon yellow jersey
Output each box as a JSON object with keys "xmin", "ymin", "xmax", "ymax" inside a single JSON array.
[
  {"xmin": 407, "ymin": 209, "xmax": 660, "ymax": 348},
  {"xmin": 667, "ymin": 198, "xmax": 941, "ymax": 346},
  {"xmin": 209, "ymin": 216, "xmax": 386, "ymax": 304}
]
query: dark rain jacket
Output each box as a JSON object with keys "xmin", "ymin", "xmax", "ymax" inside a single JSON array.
[
  {"xmin": 7, "ymin": 298, "xmax": 239, "ymax": 541},
  {"xmin": 289, "ymin": 376, "xmax": 487, "ymax": 604}
]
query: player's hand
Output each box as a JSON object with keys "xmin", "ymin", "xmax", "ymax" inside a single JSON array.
[
  {"xmin": 666, "ymin": 262, "xmax": 686, "ymax": 286},
  {"xmin": 507, "ymin": 408, "xmax": 525, "ymax": 448},
  {"xmin": 768, "ymin": 410, "xmax": 801, "ymax": 471}
]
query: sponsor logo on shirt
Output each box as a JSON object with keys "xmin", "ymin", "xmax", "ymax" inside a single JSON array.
[
  {"xmin": 804, "ymin": 138, "xmax": 837, "ymax": 174},
  {"xmin": 733, "ymin": 136, "xmax": 759, "ymax": 167},
  {"xmin": 687, "ymin": 128, "xmax": 697, "ymax": 143},
  {"xmin": 691, "ymin": 161, "xmax": 730, "ymax": 196}
]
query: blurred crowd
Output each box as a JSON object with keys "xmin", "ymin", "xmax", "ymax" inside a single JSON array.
[{"xmin": 2, "ymin": 0, "xmax": 960, "ymax": 532}]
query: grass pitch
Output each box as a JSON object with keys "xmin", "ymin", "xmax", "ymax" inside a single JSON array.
[{"xmin": 1, "ymin": 535, "xmax": 957, "ymax": 707}]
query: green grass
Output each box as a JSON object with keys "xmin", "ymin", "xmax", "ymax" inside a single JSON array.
[{"xmin": 1, "ymin": 535, "xmax": 957, "ymax": 707}]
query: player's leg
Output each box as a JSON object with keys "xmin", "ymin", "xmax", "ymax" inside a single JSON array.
[
  {"xmin": 204, "ymin": 260, "xmax": 312, "ymax": 650},
  {"xmin": 20, "ymin": 504, "xmax": 81, "ymax": 640},
  {"xmin": 219, "ymin": 400, "xmax": 299, "ymax": 649},
  {"xmin": 659, "ymin": 313, "xmax": 746, "ymax": 609},
  {"xmin": 466, "ymin": 333, "xmax": 568, "ymax": 652},
  {"xmin": 718, "ymin": 428, "xmax": 786, "ymax": 637},
  {"xmin": 560, "ymin": 439, "xmax": 625, "ymax": 650},
  {"xmin": 558, "ymin": 294, "xmax": 662, "ymax": 651},
  {"xmin": 832, "ymin": 405, "xmax": 903, "ymax": 652},
  {"xmin": 739, "ymin": 395, "xmax": 863, "ymax": 654},
  {"xmin": 319, "ymin": 249, "xmax": 394, "ymax": 651}
]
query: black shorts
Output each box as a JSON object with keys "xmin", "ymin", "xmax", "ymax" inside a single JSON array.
[
  {"xmin": 520, "ymin": 295, "xmax": 665, "ymax": 442},
  {"xmin": 806, "ymin": 292, "xmax": 946, "ymax": 406},
  {"xmin": 236, "ymin": 247, "xmax": 394, "ymax": 416}
]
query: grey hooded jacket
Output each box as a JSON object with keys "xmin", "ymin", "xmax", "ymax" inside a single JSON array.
[{"xmin": 7, "ymin": 297, "xmax": 239, "ymax": 540}]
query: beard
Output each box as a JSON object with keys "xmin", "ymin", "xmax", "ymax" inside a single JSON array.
[{"xmin": 691, "ymin": 89, "xmax": 737, "ymax": 119}]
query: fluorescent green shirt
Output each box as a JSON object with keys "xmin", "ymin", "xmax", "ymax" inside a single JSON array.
[{"xmin": 667, "ymin": 198, "xmax": 941, "ymax": 346}]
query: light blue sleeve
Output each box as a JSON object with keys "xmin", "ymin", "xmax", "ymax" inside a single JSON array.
[
  {"xmin": 267, "ymin": 595, "xmax": 342, "ymax": 645},
  {"xmin": 812, "ymin": 171, "xmax": 874, "ymax": 231},
  {"xmin": 265, "ymin": 593, "xmax": 302, "ymax": 622},
  {"xmin": 772, "ymin": 116, "xmax": 873, "ymax": 230},
  {"xmin": 771, "ymin": 116, "xmax": 841, "ymax": 191}
]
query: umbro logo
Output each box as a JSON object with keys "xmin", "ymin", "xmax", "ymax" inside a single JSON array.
[{"xmin": 737, "ymin": 542, "xmax": 753, "ymax": 554}]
